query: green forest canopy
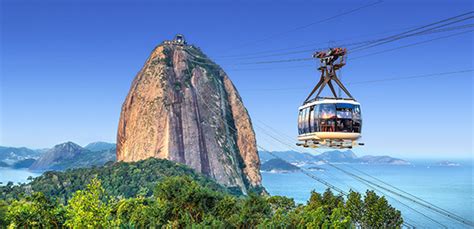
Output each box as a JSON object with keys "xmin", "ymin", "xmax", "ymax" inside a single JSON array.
[{"xmin": 0, "ymin": 158, "xmax": 403, "ymax": 228}]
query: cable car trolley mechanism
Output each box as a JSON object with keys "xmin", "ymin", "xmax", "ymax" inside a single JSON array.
[{"xmin": 297, "ymin": 48, "xmax": 364, "ymax": 149}]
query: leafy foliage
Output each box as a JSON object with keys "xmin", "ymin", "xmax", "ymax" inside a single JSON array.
[
  {"xmin": 1, "ymin": 158, "xmax": 231, "ymax": 202},
  {"xmin": 0, "ymin": 158, "xmax": 403, "ymax": 228},
  {"xmin": 64, "ymin": 178, "xmax": 112, "ymax": 228},
  {"xmin": 5, "ymin": 192, "xmax": 65, "ymax": 228}
]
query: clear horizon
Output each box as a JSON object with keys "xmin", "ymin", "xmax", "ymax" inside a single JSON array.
[{"xmin": 1, "ymin": 0, "xmax": 472, "ymax": 158}]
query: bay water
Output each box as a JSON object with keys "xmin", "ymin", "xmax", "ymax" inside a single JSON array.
[
  {"xmin": 1, "ymin": 160, "xmax": 472, "ymax": 228},
  {"xmin": 262, "ymin": 160, "xmax": 473, "ymax": 228}
]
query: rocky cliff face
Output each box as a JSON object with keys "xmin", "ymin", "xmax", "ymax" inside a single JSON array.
[{"xmin": 116, "ymin": 37, "xmax": 262, "ymax": 193}]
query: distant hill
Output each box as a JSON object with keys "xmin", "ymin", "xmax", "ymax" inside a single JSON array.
[
  {"xmin": 0, "ymin": 146, "xmax": 41, "ymax": 165},
  {"xmin": 317, "ymin": 150, "xmax": 357, "ymax": 163},
  {"xmin": 0, "ymin": 158, "xmax": 235, "ymax": 201},
  {"xmin": 259, "ymin": 151, "xmax": 315, "ymax": 163},
  {"xmin": 84, "ymin": 141, "xmax": 116, "ymax": 152},
  {"xmin": 259, "ymin": 150, "xmax": 410, "ymax": 165},
  {"xmin": 30, "ymin": 142, "xmax": 116, "ymax": 171},
  {"xmin": 12, "ymin": 158, "xmax": 37, "ymax": 169},
  {"xmin": 261, "ymin": 158, "xmax": 300, "ymax": 173},
  {"xmin": 357, "ymin": 155, "xmax": 410, "ymax": 165},
  {"xmin": 432, "ymin": 161, "xmax": 461, "ymax": 167}
]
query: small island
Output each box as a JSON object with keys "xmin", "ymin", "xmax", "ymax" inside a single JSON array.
[
  {"xmin": 308, "ymin": 166, "xmax": 325, "ymax": 172},
  {"xmin": 434, "ymin": 161, "xmax": 461, "ymax": 167},
  {"xmin": 260, "ymin": 158, "xmax": 300, "ymax": 173}
]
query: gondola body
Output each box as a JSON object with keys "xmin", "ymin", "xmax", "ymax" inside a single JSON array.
[
  {"xmin": 297, "ymin": 98, "xmax": 362, "ymax": 149},
  {"xmin": 297, "ymin": 47, "xmax": 363, "ymax": 149}
]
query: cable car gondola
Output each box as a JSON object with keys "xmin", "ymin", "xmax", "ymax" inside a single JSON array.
[{"xmin": 297, "ymin": 48, "xmax": 363, "ymax": 149}]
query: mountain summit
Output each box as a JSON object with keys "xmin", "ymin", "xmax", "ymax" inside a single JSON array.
[
  {"xmin": 116, "ymin": 35, "xmax": 261, "ymax": 193},
  {"xmin": 30, "ymin": 142, "xmax": 86, "ymax": 170},
  {"xmin": 29, "ymin": 141, "xmax": 116, "ymax": 171}
]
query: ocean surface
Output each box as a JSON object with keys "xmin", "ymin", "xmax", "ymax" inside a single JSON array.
[
  {"xmin": 1, "ymin": 160, "xmax": 472, "ymax": 228},
  {"xmin": 0, "ymin": 167, "xmax": 41, "ymax": 185},
  {"xmin": 262, "ymin": 159, "xmax": 473, "ymax": 229}
]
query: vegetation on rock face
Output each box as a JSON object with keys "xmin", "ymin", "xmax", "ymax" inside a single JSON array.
[{"xmin": 0, "ymin": 174, "xmax": 403, "ymax": 228}]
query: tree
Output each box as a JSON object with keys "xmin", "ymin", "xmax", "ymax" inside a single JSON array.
[
  {"xmin": 212, "ymin": 195, "xmax": 240, "ymax": 227},
  {"xmin": 346, "ymin": 190, "xmax": 363, "ymax": 225},
  {"xmin": 0, "ymin": 160, "xmax": 405, "ymax": 228},
  {"xmin": 267, "ymin": 195, "xmax": 295, "ymax": 212},
  {"xmin": 259, "ymin": 208, "xmax": 292, "ymax": 228},
  {"xmin": 6, "ymin": 192, "xmax": 64, "ymax": 228},
  {"xmin": 329, "ymin": 207, "xmax": 352, "ymax": 228},
  {"xmin": 321, "ymin": 188, "xmax": 344, "ymax": 215},
  {"xmin": 307, "ymin": 190, "xmax": 323, "ymax": 210},
  {"xmin": 362, "ymin": 190, "xmax": 403, "ymax": 228},
  {"xmin": 7, "ymin": 199, "xmax": 39, "ymax": 227},
  {"xmin": 259, "ymin": 196, "xmax": 295, "ymax": 228},
  {"xmin": 302, "ymin": 206, "xmax": 328, "ymax": 228},
  {"xmin": 64, "ymin": 178, "xmax": 113, "ymax": 228},
  {"xmin": 0, "ymin": 200, "xmax": 9, "ymax": 227},
  {"xmin": 375, "ymin": 196, "xmax": 403, "ymax": 228},
  {"xmin": 30, "ymin": 192, "xmax": 65, "ymax": 227},
  {"xmin": 238, "ymin": 192, "xmax": 271, "ymax": 226},
  {"xmin": 114, "ymin": 196, "xmax": 167, "ymax": 227},
  {"xmin": 153, "ymin": 176, "xmax": 222, "ymax": 226}
]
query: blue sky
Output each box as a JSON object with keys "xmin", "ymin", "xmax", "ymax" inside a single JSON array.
[{"xmin": 1, "ymin": 0, "xmax": 472, "ymax": 158}]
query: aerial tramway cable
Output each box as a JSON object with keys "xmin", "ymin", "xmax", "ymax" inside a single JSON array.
[
  {"xmin": 349, "ymin": 11, "xmax": 474, "ymax": 52},
  {"xmin": 181, "ymin": 11, "xmax": 474, "ymax": 226},
  {"xmin": 213, "ymin": 11, "xmax": 473, "ymax": 64},
  {"xmin": 217, "ymin": 22, "xmax": 473, "ymax": 63},
  {"xmin": 185, "ymin": 38, "xmax": 473, "ymax": 226},
  {"xmin": 216, "ymin": 20, "xmax": 472, "ymax": 61},
  {"xmin": 224, "ymin": 0, "xmax": 383, "ymax": 52},
  {"xmin": 349, "ymin": 29, "xmax": 474, "ymax": 60},
  {"xmin": 346, "ymin": 163, "xmax": 471, "ymax": 225},
  {"xmin": 254, "ymin": 123, "xmax": 433, "ymax": 228},
  {"xmin": 234, "ymin": 69, "xmax": 472, "ymax": 91},
  {"xmin": 185, "ymin": 56, "xmax": 357, "ymax": 196},
  {"xmin": 238, "ymin": 28, "xmax": 472, "ymax": 65},
  {"xmin": 233, "ymin": 12, "xmax": 473, "ymax": 65},
  {"xmin": 254, "ymin": 120, "xmax": 474, "ymax": 227},
  {"xmin": 185, "ymin": 51, "xmax": 442, "ymax": 227}
]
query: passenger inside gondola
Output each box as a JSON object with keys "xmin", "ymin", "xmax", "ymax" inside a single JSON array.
[
  {"xmin": 337, "ymin": 119, "xmax": 353, "ymax": 132},
  {"xmin": 336, "ymin": 108, "xmax": 352, "ymax": 119}
]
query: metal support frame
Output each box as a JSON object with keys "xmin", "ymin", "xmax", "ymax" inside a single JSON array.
[{"xmin": 304, "ymin": 47, "xmax": 354, "ymax": 103}]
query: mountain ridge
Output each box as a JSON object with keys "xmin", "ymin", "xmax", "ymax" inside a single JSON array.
[
  {"xmin": 84, "ymin": 142, "xmax": 116, "ymax": 152},
  {"xmin": 259, "ymin": 150, "xmax": 410, "ymax": 165},
  {"xmin": 29, "ymin": 142, "xmax": 116, "ymax": 171},
  {"xmin": 0, "ymin": 146, "xmax": 42, "ymax": 165}
]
